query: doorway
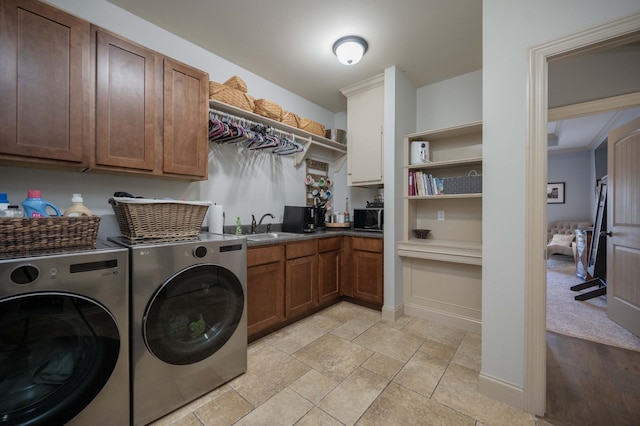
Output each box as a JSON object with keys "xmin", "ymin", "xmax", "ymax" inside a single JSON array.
[{"xmin": 525, "ymin": 15, "xmax": 640, "ymax": 415}]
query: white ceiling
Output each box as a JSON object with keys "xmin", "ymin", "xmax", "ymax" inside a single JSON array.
[
  {"xmin": 105, "ymin": 0, "xmax": 639, "ymax": 152},
  {"xmin": 105, "ymin": 0, "xmax": 482, "ymax": 113}
]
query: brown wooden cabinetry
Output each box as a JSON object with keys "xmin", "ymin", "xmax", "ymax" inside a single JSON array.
[
  {"xmin": 92, "ymin": 27, "xmax": 159, "ymax": 173},
  {"xmin": 285, "ymin": 240, "xmax": 318, "ymax": 318},
  {"xmin": 0, "ymin": 0, "xmax": 89, "ymax": 169},
  {"xmin": 318, "ymin": 237, "xmax": 342, "ymax": 304},
  {"xmin": 246, "ymin": 245, "xmax": 284, "ymax": 338},
  {"xmin": 351, "ymin": 237, "xmax": 383, "ymax": 305},
  {"xmin": 162, "ymin": 58, "xmax": 208, "ymax": 179},
  {"xmin": 91, "ymin": 27, "xmax": 208, "ymax": 180}
]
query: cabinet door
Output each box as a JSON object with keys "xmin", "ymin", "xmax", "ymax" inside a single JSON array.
[
  {"xmin": 94, "ymin": 28, "xmax": 158, "ymax": 171},
  {"xmin": 0, "ymin": 0, "xmax": 88, "ymax": 165},
  {"xmin": 247, "ymin": 261, "xmax": 284, "ymax": 338},
  {"xmin": 318, "ymin": 249, "xmax": 341, "ymax": 304},
  {"xmin": 352, "ymin": 250, "xmax": 383, "ymax": 304},
  {"xmin": 163, "ymin": 58, "xmax": 208, "ymax": 179},
  {"xmin": 347, "ymin": 84, "xmax": 384, "ymax": 186},
  {"xmin": 285, "ymin": 255, "xmax": 318, "ymax": 318}
]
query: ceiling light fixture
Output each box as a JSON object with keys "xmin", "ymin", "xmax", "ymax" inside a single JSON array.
[{"xmin": 332, "ymin": 36, "xmax": 368, "ymax": 66}]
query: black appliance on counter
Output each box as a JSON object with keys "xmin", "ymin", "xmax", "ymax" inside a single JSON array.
[
  {"xmin": 282, "ymin": 205, "xmax": 326, "ymax": 233},
  {"xmin": 353, "ymin": 204, "xmax": 384, "ymax": 232}
]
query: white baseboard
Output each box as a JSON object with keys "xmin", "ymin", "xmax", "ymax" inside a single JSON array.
[
  {"xmin": 478, "ymin": 371, "xmax": 525, "ymax": 410},
  {"xmin": 381, "ymin": 304, "xmax": 405, "ymax": 322},
  {"xmin": 404, "ymin": 303, "xmax": 481, "ymax": 333}
]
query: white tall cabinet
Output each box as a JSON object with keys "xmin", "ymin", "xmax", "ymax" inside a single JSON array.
[{"xmin": 340, "ymin": 74, "xmax": 384, "ymax": 187}]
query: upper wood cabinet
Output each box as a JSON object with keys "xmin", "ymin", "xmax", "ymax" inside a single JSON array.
[
  {"xmin": 0, "ymin": 0, "xmax": 208, "ymax": 180},
  {"xmin": 92, "ymin": 27, "xmax": 159, "ymax": 172},
  {"xmin": 91, "ymin": 27, "xmax": 208, "ymax": 180},
  {"xmin": 0, "ymin": 0, "xmax": 89, "ymax": 169},
  {"xmin": 340, "ymin": 74, "xmax": 384, "ymax": 187},
  {"xmin": 162, "ymin": 58, "xmax": 208, "ymax": 179}
]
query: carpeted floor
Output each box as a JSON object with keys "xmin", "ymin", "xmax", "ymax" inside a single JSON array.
[{"xmin": 546, "ymin": 256, "xmax": 640, "ymax": 352}]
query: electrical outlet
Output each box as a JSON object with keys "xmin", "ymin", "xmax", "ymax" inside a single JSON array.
[{"xmin": 437, "ymin": 210, "xmax": 445, "ymax": 221}]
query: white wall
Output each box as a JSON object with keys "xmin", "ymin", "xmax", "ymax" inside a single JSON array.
[
  {"xmin": 547, "ymin": 151, "xmax": 593, "ymax": 224},
  {"xmin": 416, "ymin": 70, "xmax": 482, "ymax": 131},
  {"xmin": 482, "ymin": 0, "xmax": 640, "ymax": 404},
  {"xmin": 2, "ymin": 0, "xmax": 354, "ymax": 237}
]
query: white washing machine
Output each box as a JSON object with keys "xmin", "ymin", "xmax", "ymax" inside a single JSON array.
[
  {"xmin": 110, "ymin": 233, "xmax": 247, "ymax": 426},
  {"xmin": 0, "ymin": 242, "xmax": 129, "ymax": 425}
]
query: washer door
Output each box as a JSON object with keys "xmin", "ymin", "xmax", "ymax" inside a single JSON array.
[
  {"xmin": 0, "ymin": 292, "xmax": 120, "ymax": 426},
  {"xmin": 143, "ymin": 263, "xmax": 244, "ymax": 365}
]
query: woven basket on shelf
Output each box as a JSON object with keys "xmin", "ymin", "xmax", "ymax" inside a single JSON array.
[
  {"xmin": 223, "ymin": 75, "xmax": 248, "ymax": 93},
  {"xmin": 209, "ymin": 81, "xmax": 255, "ymax": 112},
  {"xmin": 0, "ymin": 216, "xmax": 101, "ymax": 254},
  {"xmin": 253, "ymin": 98, "xmax": 282, "ymax": 121},
  {"xmin": 280, "ymin": 110, "xmax": 301, "ymax": 128},
  {"xmin": 298, "ymin": 117, "xmax": 326, "ymax": 136},
  {"xmin": 109, "ymin": 198, "xmax": 210, "ymax": 244}
]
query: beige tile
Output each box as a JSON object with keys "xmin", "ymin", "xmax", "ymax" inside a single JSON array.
[
  {"xmin": 379, "ymin": 314, "xmax": 413, "ymax": 330},
  {"xmin": 451, "ymin": 332, "xmax": 482, "ymax": 371},
  {"xmin": 262, "ymin": 322, "xmax": 327, "ymax": 354},
  {"xmin": 432, "ymin": 364, "xmax": 536, "ymax": 426},
  {"xmin": 402, "ymin": 317, "xmax": 467, "ymax": 347},
  {"xmin": 320, "ymin": 301, "xmax": 381, "ymax": 324},
  {"xmin": 295, "ymin": 311, "xmax": 344, "ymax": 331},
  {"xmin": 150, "ymin": 412, "xmax": 201, "ymax": 426},
  {"xmin": 295, "ymin": 407, "xmax": 344, "ymax": 426},
  {"xmin": 234, "ymin": 388, "xmax": 313, "ymax": 426},
  {"xmin": 331, "ymin": 316, "xmax": 376, "ymax": 340},
  {"xmin": 229, "ymin": 345, "xmax": 309, "ymax": 406},
  {"xmin": 150, "ymin": 385, "xmax": 230, "ymax": 425},
  {"xmin": 193, "ymin": 390, "xmax": 253, "ymax": 426},
  {"xmin": 393, "ymin": 350, "xmax": 449, "ymax": 398},
  {"xmin": 289, "ymin": 369, "xmax": 338, "ymax": 404},
  {"xmin": 357, "ymin": 382, "xmax": 475, "ymax": 426},
  {"xmin": 361, "ymin": 352, "xmax": 404, "ymax": 380},
  {"xmin": 418, "ymin": 338, "xmax": 458, "ymax": 362},
  {"xmin": 318, "ymin": 368, "xmax": 389, "ymax": 426},
  {"xmin": 353, "ymin": 322, "xmax": 424, "ymax": 363},
  {"xmin": 293, "ymin": 333, "xmax": 373, "ymax": 381}
]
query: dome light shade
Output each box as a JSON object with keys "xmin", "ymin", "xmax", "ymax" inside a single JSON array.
[{"xmin": 332, "ymin": 36, "xmax": 368, "ymax": 66}]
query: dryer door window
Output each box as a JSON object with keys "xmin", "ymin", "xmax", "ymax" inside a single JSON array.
[
  {"xmin": 144, "ymin": 263, "xmax": 244, "ymax": 365},
  {"xmin": 0, "ymin": 292, "xmax": 120, "ymax": 426}
]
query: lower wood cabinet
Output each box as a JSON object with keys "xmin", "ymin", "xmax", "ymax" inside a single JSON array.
[
  {"xmin": 246, "ymin": 245, "xmax": 284, "ymax": 338},
  {"xmin": 351, "ymin": 237, "xmax": 384, "ymax": 305},
  {"xmin": 285, "ymin": 240, "xmax": 318, "ymax": 318},
  {"xmin": 318, "ymin": 237, "xmax": 342, "ymax": 304}
]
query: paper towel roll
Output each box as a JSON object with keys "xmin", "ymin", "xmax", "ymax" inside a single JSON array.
[{"xmin": 208, "ymin": 204, "xmax": 224, "ymax": 234}]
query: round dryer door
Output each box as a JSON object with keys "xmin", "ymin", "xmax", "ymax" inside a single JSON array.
[
  {"xmin": 143, "ymin": 263, "xmax": 244, "ymax": 365},
  {"xmin": 0, "ymin": 292, "xmax": 120, "ymax": 426}
]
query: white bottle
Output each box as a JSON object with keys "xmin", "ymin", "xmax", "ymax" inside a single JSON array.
[{"xmin": 63, "ymin": 194, "xmax": 93, "ymax": 217}]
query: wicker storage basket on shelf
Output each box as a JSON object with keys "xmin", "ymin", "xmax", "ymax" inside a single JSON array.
[
  {"xmin": 209, "ymin": 81, "xmax": 255, "ymax": 112},
  {"xmin": 223, "ymin": 75, "xmax": 248, "ymax": 93},
  {"xmin": 0, "ymin": 216, "xmax": 101, "ymax": 255},
  {"xmin": 109, "ymin": 198, "xmax": 210, "ymax": 244},
  {"xmin": 254, "ymin": 98, "xmax": 282, "ymax": 121},
  {"xmin": 280, "ymin": 110, "xmax": 301, "ymax": 128},
  {"xmin": 298, "ymin": 117, "xmax": 326, "ymax": 136}
]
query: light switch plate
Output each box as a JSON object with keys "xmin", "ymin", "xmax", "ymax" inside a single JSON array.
[{"xmin": 437, "ymin": 210, "xmax": 445, "ymax": 221}]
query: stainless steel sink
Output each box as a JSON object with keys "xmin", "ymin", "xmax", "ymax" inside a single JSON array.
[{"xmin": 246, "ymin": 232, "xmax": 299, "ymax": 241}]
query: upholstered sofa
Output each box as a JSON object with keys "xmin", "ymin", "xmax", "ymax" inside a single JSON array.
[{"xmin": 547, "ymin": 220, "xmax": 592, "ymax": 258}]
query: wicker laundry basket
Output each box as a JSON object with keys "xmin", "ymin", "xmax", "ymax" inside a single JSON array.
[
  {"xmin": 298, "ymin": 117, "xmax": 326, "ymax": 136},
  {"xmin": 280, "ymin": 110, "xmax": 301, "ymax": 128},
  {"xmin": 109, "ymin": 198, "xmax": 210, "ymax": 243},
  {"xmin": 223, "ymin": 75, "xmax": 248, "ymax": 93},
  {"xmin": 254, "ymin": 99, "xmax": 282, "ymax": 121}
]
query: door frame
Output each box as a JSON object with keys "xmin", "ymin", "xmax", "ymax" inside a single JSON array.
[{"xmin": 525, "ymin": 13, "xmax": 640, "ymax": 415}]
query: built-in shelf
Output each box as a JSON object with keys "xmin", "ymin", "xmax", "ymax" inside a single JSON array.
[
  {"xmin": 406, "ymin": 193, "xmax": 482, "ymax": 200},
  {"xmin": 209, "ymin": 99, "xmax": 347, "ymax": 171},
  {"xmin": 397, "ymin": 239, "xmax": 482, "ymax": 265},
  {"xmin": 406, "ymin": 157, "xmax": 483, "ymax": 171}
]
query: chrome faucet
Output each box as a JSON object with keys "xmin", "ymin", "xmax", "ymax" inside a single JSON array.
[{"xmin": 251, "ymin": 213, "xmax": 275, "ymax": 233}]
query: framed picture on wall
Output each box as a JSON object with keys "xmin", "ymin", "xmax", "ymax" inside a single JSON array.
[{"xmin": 547, "ymin": 182, "xmax": 565, "ymax": 204}]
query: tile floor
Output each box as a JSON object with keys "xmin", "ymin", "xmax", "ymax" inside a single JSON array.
[{"xmin": 151, "ymin": 302, "xmax": 550, "ymax": 426}]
